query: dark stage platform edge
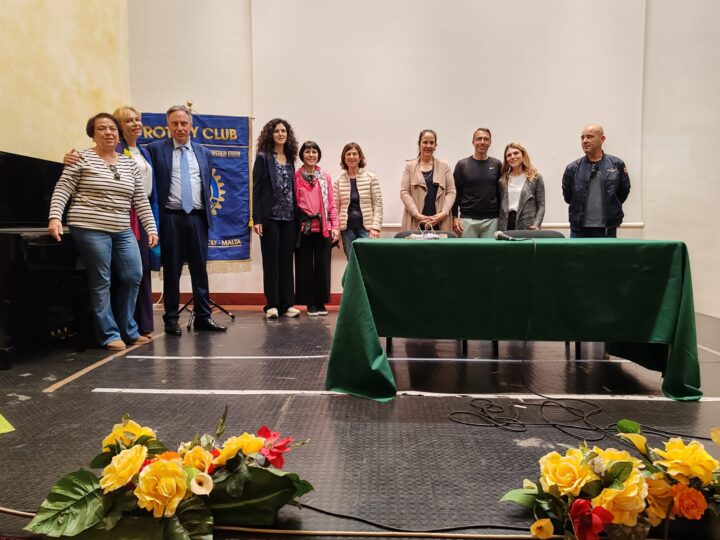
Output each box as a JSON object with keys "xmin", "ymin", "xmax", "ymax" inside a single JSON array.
[{"xmin": 1, "ymin": 310, "xmax": 719, "ymax": 539}]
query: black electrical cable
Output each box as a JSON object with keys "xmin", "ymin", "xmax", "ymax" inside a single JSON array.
[{"xmin": 299, "ymin": 503, "xmax": 530, "ymax": 533}]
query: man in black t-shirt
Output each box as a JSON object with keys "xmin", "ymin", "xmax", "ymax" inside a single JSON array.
[{"xmin": 452, "ymin": 128, "xmax": 502, "ymax": 238}]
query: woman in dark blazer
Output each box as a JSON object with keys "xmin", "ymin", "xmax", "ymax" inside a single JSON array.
[
  {"xmin": 498, "ymin": 142, "xmax": 545, "ymax": 231},
  {"xmin": 252, "ymin": 119, "xmax": 300, "ymax": 319}
]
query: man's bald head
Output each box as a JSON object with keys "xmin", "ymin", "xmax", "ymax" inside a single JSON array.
[{"xmin": 581, "ymin": 125, "xmax": 606, "ymax": 160}]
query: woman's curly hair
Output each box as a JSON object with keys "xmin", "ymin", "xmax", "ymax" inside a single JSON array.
[{"xmin": 256, "ymin": 118, "xmax": 298, "ymax": 160}]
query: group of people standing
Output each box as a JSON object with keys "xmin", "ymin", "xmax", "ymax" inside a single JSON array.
[
  {"xmin": 50, "ymin": 108, "xmax": 631, "ymax": 346},
  {"xmin": 399, "ymin": 124, "xmax": 630, "ymax": 241},
  {"xmin": 252, "ymin": 119, "xmax": 383, "ymax": 319},
  {"xmin": 52, "ymin": 105, "xmax": 227, "ymax": 350}
]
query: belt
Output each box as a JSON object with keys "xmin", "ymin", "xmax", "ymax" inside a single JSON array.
[{"xmin": 165, "ymin": 208, "xmax": 205, "ymax": 216}]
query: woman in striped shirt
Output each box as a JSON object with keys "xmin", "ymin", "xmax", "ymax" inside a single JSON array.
[{"xmin": 48, "ymin": 113, "xmax": 158, "ymax": 351}]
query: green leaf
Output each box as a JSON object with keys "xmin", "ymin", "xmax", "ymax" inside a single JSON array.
[
  {"xmin": 199, "ymin": 434, "xmax": 215, "ymax": 451},
  {"xmin": 580, "ymin": 479, "xmax": 603, "ymax": 498},
  {"xmin": 89, "ymin": 452, "xmax": 114, "ymax": 469},
  {"xmin": 548, "ymin": 484, "xmax": 562, "ymax": 499},
  {"xmin": 164, "ymin": 497, "xmax": 213, "ymax": 540},
  {"xmin": 212, "ymin": 468, "xmax": 231, "ymax": 483},
  {"xmin": 607, "ymin": 461, "xmax": 633, "ymax": 484},
  {"xmin": 608, "ymin": 479, "xmax": 625, "ymax": 491},
  {"xmin": 499, "ymin": 488, "xmax": 538, "ymax": 508},
  {"xmin": 24, "ymin": 469, "xmax": 106, "ymax": 537},
  {"xmin": 214, "ymin": 405, "xmax": 228, "ymax": 440},
  {"xmin": 145, "ymin": 439, "xmax": 168, "ymax": 455},
  {"xmin": 133, "ymin": 435, "xmax": 155, "ymax": 446},
  {"xmin": 98, "ymin": 490, "xmax": 137, "ymax": 531},
  {"xmin": 617, "ymin": 419, "xmax": 642, "ymax": 434},
  {"xmin": 209, "ymin": 466, "xmax": 312, "ymax": 527},
  {"xmin": 225, "ymin": 459, "xmax": 249, "ymax": 497}
]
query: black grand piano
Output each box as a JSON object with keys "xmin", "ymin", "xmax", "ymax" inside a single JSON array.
[{"xmin": 0, "ymin": 150, "xmax": 91, "ymax": 369}]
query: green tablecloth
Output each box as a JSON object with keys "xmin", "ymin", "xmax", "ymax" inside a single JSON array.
[{"xmin": 326, "ymin": 238, "xmax": 701, "ymax": 401}]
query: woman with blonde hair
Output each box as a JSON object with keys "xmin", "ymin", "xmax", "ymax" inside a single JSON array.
[
  {"xmin": 400, "ymin": 129, "xmax": 455, "ymax": 231},
  {"xmin": 334, "ymin": 142, "xmax": 383, "ymax": 258},
  {"xmin": 112, "ymin": 106, "xmax": 159, "ymax": 337},
  {"xmin": 498, "ymin": 142, "xmax": 545, "ymax": 231}
]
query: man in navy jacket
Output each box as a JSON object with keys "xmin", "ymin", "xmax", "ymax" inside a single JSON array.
[
  {"xmin": 562, "ymin": 125, "xmax": 631, "ymax": 238},
  {"xmin": 146, "ymin": 105, "xmax": 226, "ymax": 334}
]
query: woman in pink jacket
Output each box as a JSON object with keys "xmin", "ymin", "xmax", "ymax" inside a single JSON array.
[{"xmin": 294, "ymin": 141, "xmax": 339, "ymax": 316}]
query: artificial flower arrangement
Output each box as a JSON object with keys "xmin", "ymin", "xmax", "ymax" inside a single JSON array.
[
  {"xmin": 25, "ymin": 410, "xmax": 313, "ymax": 539},
  {"xmin": 502, "ymin": 420, "xmax": 720, "ymax": 540}
]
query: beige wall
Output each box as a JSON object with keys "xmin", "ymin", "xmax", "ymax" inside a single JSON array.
[
  {"xmin": 126, "ymin": 0, "xmax": 259, "ymax": 294},
  {"xmin": 641, "ymin": 0, "xmax": 720, "ymax": 318},
  {"xmin": 0, "ymin": 0, "xmax": 130, "ymax": 161},
  {"xmin": 5, "ymin": 1, "xmax": 716, "ymax": 315}
]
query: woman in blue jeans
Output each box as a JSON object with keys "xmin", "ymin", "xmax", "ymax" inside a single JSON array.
[
  {"xmin": 333, "ymin": 142, "xmax": 383, "ymax": 258},
  {"xmin": 49, "ymin": 113, "xmax": 158, "ymax": 350}
]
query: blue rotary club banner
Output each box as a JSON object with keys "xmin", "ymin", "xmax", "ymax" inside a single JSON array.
[{"xmin": 138, "ymin": 113, "xmax": 251, "ymax": 271}]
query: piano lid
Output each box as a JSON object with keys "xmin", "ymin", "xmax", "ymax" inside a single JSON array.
[{"xmin": 0, "ymin": 150, "xmax": 64, "ymax": 228}]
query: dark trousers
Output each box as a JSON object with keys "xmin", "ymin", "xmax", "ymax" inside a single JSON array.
[
  {"xmin": 507, "ymin": 210, "xmax": 517, "ymax": 230},
  {"xmin": 570, "ymin": 227, "xmax": 617, "ymax": 238},
  {"xmin": 260, "ymin": 219, "xmax": 296, "ymax": 312},
  {"xmin": 294, "ymin": 232, "xmax": 331, "ymax": 306},
  {"xmin": 134, "ymin": 223, "xmax": 154, "ymax": 334},
  {"xmin": 160, "ymin": 210, "xmax": 211, "ymax": 323}
]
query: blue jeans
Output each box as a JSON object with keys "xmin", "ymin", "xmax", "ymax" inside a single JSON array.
[
  {"xmin": 341, "ymin": 228, "xmax": 369, "ymax": 258},
  {"xmin": 71, "ymin": 227, "xmax": 142, "ymax": 345}
]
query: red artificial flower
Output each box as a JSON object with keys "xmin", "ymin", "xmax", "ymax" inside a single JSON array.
[
  {"xmin": 257, "ymin": 425, "xmax": 293, "ymax": 469},
  {"xmin": 207, "ymin": 447, "xmax": 220, "ymax": 475},
  {"xmin": 570, "ymin": 499, "xmax": 614, "ymax": 540}
]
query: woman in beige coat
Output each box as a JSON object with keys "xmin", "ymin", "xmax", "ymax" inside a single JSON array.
[
  {"xmin": 400, "ymin": 129, "xmax": 456, "ymax": 231},
  {"xmin": 334, "ymin": 142, "xmax": 383, "ymax": 258}
]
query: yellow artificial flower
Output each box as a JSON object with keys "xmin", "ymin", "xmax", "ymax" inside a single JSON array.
[
  {"xmin": 618, "ymin": 433, "xmax": 648, "ymax": 455},
  {"xmin": 670, "ymin": 482, "xmax": 708, "ymax": 520},
  {"xmin": 101, "ymin": 419, "xmax": 156, "ymax": 450},
  {"xmin": 99, "ymin": 444, "xmax": 148, "ymax": 493},
  {"xmin": 710, "ymin": 427, "xmax": 720, "ymax": 447},
  {"xmin": 592, "ymin": 467, "xmax": 648, "ymax": 527},
  {"xmin": 182, "ymin": 446, "xmax": 214, "ymax": 473},
  {"xmin": 523, "ymin": 479, "xmax": 538, "ymax": 491},
  {"xmin": 190, "ymin": 472, "xmax": 214, "ymax": 496},
  {"xmin": 213, "ymin": 433, "xmax": 265, "ymax": 466},
  {"xmin": 539, "ymin": 448, "xmax": 598, "ymax": 497},
  {"xmin": 530, "ymin": 518, "xmax": 554, "ymax": 539},
  {"xmin": 653, "ymin": 438, "xmax": 719, "ymax": 486},
  {"xmin": 645, "ymin": 473, "xmax": 674, "ymax": 526},
  {"xmin": 134, "ymin": 459, "xmax": 187, "ymax": 518},
  {"xmin": 592, "ymin": 446, "xmax": 643, "ymax": 469}
]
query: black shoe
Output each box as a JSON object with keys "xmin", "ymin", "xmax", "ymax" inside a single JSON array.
[
  {"xmin": 164, "ymin": 322, "xmax": 182, "ymax": 336},
  {"xmin": 194, "ymin": 318, "xmax": 227, "ymax": 332}
]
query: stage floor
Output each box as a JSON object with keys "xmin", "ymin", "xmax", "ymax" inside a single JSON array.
[{"xmin": 1, "ymin": 309, "xmax": 719, "ymax": 539}]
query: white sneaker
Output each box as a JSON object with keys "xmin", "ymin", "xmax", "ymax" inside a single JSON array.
[
  {"xmin": 283, "ymin": 307, "xmax": 300, "ymax": 318},
  {"xmin": 265, "ymin": 308, "xmax": 279, "ymax": 319}
]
